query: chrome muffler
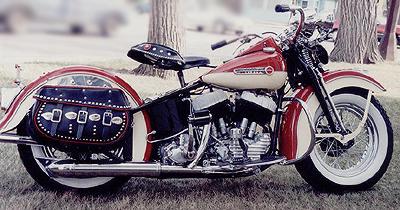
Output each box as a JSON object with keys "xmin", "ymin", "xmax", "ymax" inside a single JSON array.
[
  {"xmin": 47, "ymin": 162, "xmax": 203, "ymax": 178},
  {"xmin": 46, "ymin": 157, "xmax": 285, "ymax": 178}
]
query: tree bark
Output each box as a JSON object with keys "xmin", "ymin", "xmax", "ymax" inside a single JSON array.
[
  {"xmin": 133, "ymin": 0, "xmax": 185, "ymax": 79},
  {"xmin": 379, "ymin": 0, "xmax": 400, "ymax": 61},
  {"xmin": 330, "ymin": 0, "xmax": 383, "ymax": 64}
]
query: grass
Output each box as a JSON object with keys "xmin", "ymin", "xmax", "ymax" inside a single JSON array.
[{"xmin": 0, "ymin": 96, "xmax": 398, "ymax": 210}]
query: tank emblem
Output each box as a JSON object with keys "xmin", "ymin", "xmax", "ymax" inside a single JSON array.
[
  {"xmin": 233, "ymin": 67, "xmax": 275, "ymax": 75},
  {"xmin": 265, "ymin": 66, "xmax": 275, "ymax": 75}
]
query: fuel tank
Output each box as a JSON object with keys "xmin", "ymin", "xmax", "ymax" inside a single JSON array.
[{"xmin": 202, "ymin": 37, "xmax": 287, "ymax": 90}]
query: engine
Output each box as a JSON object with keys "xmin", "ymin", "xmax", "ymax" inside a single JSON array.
[{"xmin": 158, "ymin": 90, "xmax": 277, "ymax": 166}]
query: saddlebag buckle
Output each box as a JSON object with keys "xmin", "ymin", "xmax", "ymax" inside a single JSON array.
[
  {"xmin": 102, "ymin": 111, "xmax": 113, "ymax": 126},
  {"xmin": 51, "ymin": 109, "xmax": 63, "ymax": 123},
  {"xmin": 77, "ymin": 110, "xmax": 88, "ymax": 124}
]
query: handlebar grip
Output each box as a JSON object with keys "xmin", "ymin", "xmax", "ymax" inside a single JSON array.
[
  {"xmin": 275, "ymin": 4, "xmax": 291, "ymax": 13},
  {"xmin": 211, "ymin": 40, "xmax": 228, "ymax": 50}
]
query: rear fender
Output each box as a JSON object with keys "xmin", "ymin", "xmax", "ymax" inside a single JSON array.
[
  {"xmin": 0, "ymin": 66, "xmax": 152, "ymax": 161},
  {"xmin": 280, "ymin": 70, "xmax": 385, "ymax": 162}
]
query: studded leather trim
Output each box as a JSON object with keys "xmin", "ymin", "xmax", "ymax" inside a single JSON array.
[{"xmin": 31, "ymin": 86, "xmax": 131, "ymax": 148}]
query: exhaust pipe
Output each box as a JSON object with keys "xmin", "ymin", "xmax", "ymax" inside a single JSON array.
[
  {"xmin": 46, "ymin": 158, "xmax": 285, "ymax": 178},
  {"xmin": 47, "ymin": 162, "xmax": 204, "ymax": 178},
  {"xmin": 0, "ymin": 134, "xmax": 39, "ymax": 145}
]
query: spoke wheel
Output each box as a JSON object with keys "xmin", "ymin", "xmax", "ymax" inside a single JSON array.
[
  {"xmin": 314, "ymin": 103, "xmax": 378, "ymax": 177},
  {"xmin": 295, "ymin": 89, "xmax": 393, "ymax": 192},
  {"xmin": 18, "ymin": 144, "xmax": 130, "ymax": 191}
]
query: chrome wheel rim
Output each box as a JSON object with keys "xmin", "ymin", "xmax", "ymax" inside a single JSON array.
[
  {"xmin": 314, "ymin": 102, "xmax": 379, "ymax": 178},
  {"xmin": 31, "ymin": 146, "xmax": 118, "ymax": 189}
]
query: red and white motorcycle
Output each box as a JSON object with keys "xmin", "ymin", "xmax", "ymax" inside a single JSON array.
[{"xmin": 0, "ymin": 5, "xmax": 392, "ymax": 192}]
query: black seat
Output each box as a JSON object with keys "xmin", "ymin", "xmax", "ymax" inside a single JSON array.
[
  {"xmin": 183, "ymin": 56, "xmax": 210, "ymax": 69},
  {"xmin": 128, "ymin": 43, "xmax": 210, "ymax": 71}
]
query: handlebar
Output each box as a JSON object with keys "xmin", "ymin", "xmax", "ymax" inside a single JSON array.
[
  {"xmin": 211, "ymin": 38, "xmax": 240, "ymax": 50},
  {"xmin": 211, "ymin": 40, "xmax": 228, "ymax": 50},
  {"xmin": 211, "ymin": 34, "xmax": 261, "ymax": 51},
  {"xmin": 275, "ymin": 4, "xmax": 291, "ymax": 13},
  {"xmin": 210, "ymin": 5, "xmax": 306, "ymax": 50},
  {"xmin": 274, "ymin": 4, "xmax": 305, "ymax": 43}
]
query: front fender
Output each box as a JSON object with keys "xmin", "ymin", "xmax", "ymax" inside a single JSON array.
[
  {"xmin": 280, "ymin": 70, "xmax": 385, "ymax": 162},
  {"xmin": 0, "ymin": 66, "xmax": 153, "ymax": 161}
]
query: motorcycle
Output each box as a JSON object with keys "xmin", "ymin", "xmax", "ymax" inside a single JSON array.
[{"xmin": 0, "ymin": 5, "xmax": 392, "ymax": 192}]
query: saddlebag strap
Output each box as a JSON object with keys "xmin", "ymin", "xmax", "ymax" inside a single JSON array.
[
  {"xmin": 101, "ymin": 111, "xmax": 113, "ymax": 139},
  {"xmin": 101, "ymin": 89, "xmax": 114, "ymax": 139},
  {"xmin": 76, "ymin": 107, "xmax": 88, "ymax": 139},
  {"xmin": 50, "ymin": 104, "xmax": 64, "ymax": 136}
]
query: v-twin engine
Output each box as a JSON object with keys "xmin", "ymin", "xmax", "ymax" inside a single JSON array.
[{"xmin": 159, "ymin": 90, "xmax": 277, "ymax": 166}]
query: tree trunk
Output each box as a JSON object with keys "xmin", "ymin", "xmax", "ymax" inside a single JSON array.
[
  {"xmin": 379, "ymin": 0, "xmax": 400, "ymax": 61},
  {"xmin": 330, "ymin": 0, "xmax": 383, "ymax": 64},
  {"xmin": 133, "ymin": 0, "xmax": 185, "ymax": 79}
]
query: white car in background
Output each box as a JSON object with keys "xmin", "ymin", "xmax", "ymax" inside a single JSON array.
[
  {"xmin": 185, "ymin": 7, "xmax": 253, "ymax": 35},
  {"xmin": 0, "ymin": 0, "xmax": 127, "ymax": 36}
]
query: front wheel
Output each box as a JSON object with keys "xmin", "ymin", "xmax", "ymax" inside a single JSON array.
[{"xmin": 295, "ymin": 89, "xmax": 393, "ymax": 192}]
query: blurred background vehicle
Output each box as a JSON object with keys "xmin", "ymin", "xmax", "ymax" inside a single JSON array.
[
  {"xmin": 0, "ymin": 0, "xmax": 127, "ymax": 36},
  {"xmin": 185, "ymin": 7, "xmax": 253, "ymax": 35},
  {"xmin": 132, "ymin": 0, "xmax": 255, "ymax": 35},
  {"xmin": 377, "ymin": 17, "xmax": 400, "ymax": 46}
]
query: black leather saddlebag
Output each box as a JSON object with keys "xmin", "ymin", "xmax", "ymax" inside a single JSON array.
[{"xmin": 30, "ymin": 86, "xmax": 132, "ymax": 151}]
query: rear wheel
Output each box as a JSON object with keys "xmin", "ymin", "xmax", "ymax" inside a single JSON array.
[
  {"xmin": 295, "ymin": 89, "xmax": 393, "ymax": 192},
  {"xmin": 17, "ymin": 74, "xmax": 136, "ymax": 191},
  {"xmin": 18, "ymin": 144, "xmax": 130, "ymax": 191}
]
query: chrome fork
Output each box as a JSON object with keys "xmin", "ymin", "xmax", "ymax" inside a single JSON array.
[{"xmin": 317, "ymin": 75, "xmax": 347, "ymax": 133}]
